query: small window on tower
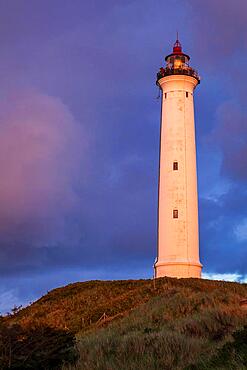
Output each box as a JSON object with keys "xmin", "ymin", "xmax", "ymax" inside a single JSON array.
[
  {"xmin": 173, "ymin": 161, "xmax": 178, "ymax": 170},
  {"xmin": 173, "ymin": 210, "xmax": 178, "ymax": 218},
  {"xmin": 165, "ymin": 93, "xmax": 167, "ymax": 99},
  {"xmin": 186, "ymin": 92, "xmax": 189, "ymax": 97}
]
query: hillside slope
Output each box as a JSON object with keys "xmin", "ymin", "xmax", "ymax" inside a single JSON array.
[
  {"xmin": 4, "ymin": 278, "xmax": 247, "ymax": 369},
  {"xmin": 67, "ymin": 278, "xmax": 247, "ymax": 370}
]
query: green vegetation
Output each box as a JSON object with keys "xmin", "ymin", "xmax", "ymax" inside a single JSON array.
[
  {"xmin": 1, "ymin": 277, "xmax": 247, "ymax": 369},
  {"xmin": 0, "ymin": 320, "xmax": 77, "ymax": 369},
  {"xmin": 192, "ymin": 326, "xmax": 247, "ymax": 369},
  {"xmin": 65, "ymin": 279, "xmax": 247, "ymax": 370}
]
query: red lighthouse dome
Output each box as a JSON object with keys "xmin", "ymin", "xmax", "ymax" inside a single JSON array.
[
  {"xmin": 165, "ymin": 37, "xmax": 190, "ymax": 62},
  {"xmin": 173, "ymin": 38, "xmax": 182, "ymax": 54}
]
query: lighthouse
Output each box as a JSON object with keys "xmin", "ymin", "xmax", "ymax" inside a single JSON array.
[{"xmin": 154, "ymin": 38, "xmax": 202, "ymax": 278}]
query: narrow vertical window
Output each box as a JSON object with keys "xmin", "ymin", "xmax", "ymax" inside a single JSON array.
[
  {"xmin": 165, "ymin": 93, "xmax": 167, "ymax": 99},
  {"xmin": 186, "ymin": 92, "xmax": 189, "ymax": 97},
  {"xmin": 173, "ymin": 210, "xmax": 178, "ymax": 218},
  {"xmin": 173, "ymin": 161, "xmax": 178, "ymax": 170}
]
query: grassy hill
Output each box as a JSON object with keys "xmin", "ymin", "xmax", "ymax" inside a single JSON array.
[{"xmin": 2, "ymin": 277, "xmax": 247, "ymax": 369}]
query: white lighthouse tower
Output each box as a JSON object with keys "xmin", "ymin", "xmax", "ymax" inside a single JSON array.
[{"xmin": 154, "ymin": 38, "xmax": 202, "ymax": 278}]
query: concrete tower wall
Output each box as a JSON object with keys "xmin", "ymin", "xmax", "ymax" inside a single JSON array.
[{"xmin": 155, "ymin": 74, "xmax": 202, "ymax": 278}]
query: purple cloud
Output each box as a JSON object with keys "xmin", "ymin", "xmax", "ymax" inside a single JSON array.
[{"xmin": 0, "ymin": 89, "xmax": 86, "ymax": 251}]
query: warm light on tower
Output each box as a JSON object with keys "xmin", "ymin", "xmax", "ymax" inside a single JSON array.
[{"xmin": 154, "ymin": 38, "xmax": 202, "ymax": 279}]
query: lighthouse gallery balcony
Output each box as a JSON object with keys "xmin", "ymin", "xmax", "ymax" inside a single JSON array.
[{"xmin": 156, "ymin": 65, "xmax": 200, "ymax": 85}]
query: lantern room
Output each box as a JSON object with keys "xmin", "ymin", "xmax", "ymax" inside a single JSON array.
[
  {"xmin": 165, "ymin": 38, "xmax": 190, "ymax": 69},
  {"xmin": 156, "ymin": 38, "xmax": 200, "ymax": 84}
]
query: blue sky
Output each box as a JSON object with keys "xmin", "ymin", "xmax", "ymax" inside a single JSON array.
[{"xmin": 0, "ymin": 0, "xmax": 246, "ymax": 313}]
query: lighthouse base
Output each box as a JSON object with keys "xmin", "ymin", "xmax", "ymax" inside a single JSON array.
[{"xmin": 154, "ymin": 260, "xmax": 202, "ymax": 279}]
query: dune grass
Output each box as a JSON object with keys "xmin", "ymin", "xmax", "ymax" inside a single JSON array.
[{"xmin": 62, "ymin": 278, "xmax": 247, "ymax": 370}]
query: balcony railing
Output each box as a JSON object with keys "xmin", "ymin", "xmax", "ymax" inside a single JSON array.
[{"xmin": 156, "ymin": 67, "xmax": 200, "ymax": 85}]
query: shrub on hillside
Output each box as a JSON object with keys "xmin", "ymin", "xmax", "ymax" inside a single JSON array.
[
  {"xmin": 179, "ymin": 308, "xmax": 244, "ymax": 340},
  {"xmin": 207, "ymin": 326, "xmax": 247, "ymax": 369},
  {"xmin": 188, "ymin": 326, "xmax": 247, "ymax": 370},
  {"xmin": 0, "ymin": 320, "xmax": 77, "ymax": 369}
]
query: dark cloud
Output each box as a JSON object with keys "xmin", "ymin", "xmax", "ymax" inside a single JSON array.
[
  {"xmin": 199, "ymin": 185, "xmax": 247, "ymax": 275},
  {"xmin": 186, "ymin": 0, "xmax": 247, "ymax": 61},
  {"xmin": 211, "ymin": 101, "xmax": 247, "ymax": 183}
]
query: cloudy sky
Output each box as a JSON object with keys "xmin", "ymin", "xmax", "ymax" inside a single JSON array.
[{"xmin": 0, "ymin": 0, "xmax": 246, "ymax": 313}]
